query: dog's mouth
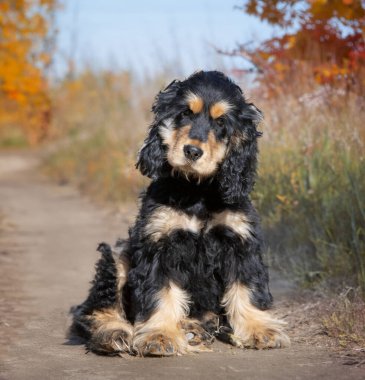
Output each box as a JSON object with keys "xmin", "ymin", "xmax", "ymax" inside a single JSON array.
[
  {"xmin": 169, "ymin": 150, "xmax": 222, "ymax": 181},
  {"xmin": 170, "ymin": 160, "xmax": 203, "ymax": 179}
]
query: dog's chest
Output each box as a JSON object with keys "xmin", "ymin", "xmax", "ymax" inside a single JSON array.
[
  {"xmin": 146, "ymin": 179, "xmax": 252, "ymax": 241},
  {"xmin": 146, "ymin": 201, "xmax": 251, "ymax": 243}
]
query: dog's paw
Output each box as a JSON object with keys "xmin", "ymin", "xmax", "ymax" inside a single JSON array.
[
  {"xmin": 249, "ymin": 327, "xmax": 290, "ymax": 349},
  {"xmin": 181, "ymin": 319, "xmax": 215, "ymax": 347},
  {"xmin": 133, "ymin": 332, "xmax": 186, "ymax": 357},
  {"xmin": 229, "ymin": 327, "xmax": 290, "ymax": 350},
  {"xmin": 87, "ymin": 328, "xmax": 132, "ymax": 355}
]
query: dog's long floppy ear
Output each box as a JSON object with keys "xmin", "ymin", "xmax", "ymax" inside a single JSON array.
[
  {"xmin": 216, "ymin": 103, "xmax": 263, "ymax": 204},
  {"xmin": 136, "ymin": 80, "xmax": 181, "ymax": 179}
]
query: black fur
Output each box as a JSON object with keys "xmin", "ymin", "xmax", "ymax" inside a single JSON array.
[
  {"xmin": 69, "ymin": 243, "xmax": 119, "ymax": 340},
  {"xmin": 71, "ymin": 71, "xmax": 274, "ymax": 355}
]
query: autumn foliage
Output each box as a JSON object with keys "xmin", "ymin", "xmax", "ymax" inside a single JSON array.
[
  {"xmin": 236, "ymin": 0, "xmax": 365, "ymax": 96},
  {"xmin": 0, "ymin": 0, "xmax": 57, "ymax": 145}
]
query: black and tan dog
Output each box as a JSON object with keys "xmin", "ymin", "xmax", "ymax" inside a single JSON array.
[{"xmin": 70, "ymin": 71, "xmax": 290, "ymax": 356}]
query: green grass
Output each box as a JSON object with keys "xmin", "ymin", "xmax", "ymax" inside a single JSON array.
[
  {"xmin": 44, "ymin": 129, "xmax": 147, "ymax": 203},
  {"xmin": 0, "ymin": 128, "xmax": 29, "ymax": 148}
]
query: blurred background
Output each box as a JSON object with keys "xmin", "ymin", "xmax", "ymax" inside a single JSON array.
[{"xmin": 0, "ymin": 0, "xmax": 364, "ymax": 347}]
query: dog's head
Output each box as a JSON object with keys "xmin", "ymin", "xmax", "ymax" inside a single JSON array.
[{"xmin": 136, "ymin": 71, "xmax": 262, "ymax": 204}]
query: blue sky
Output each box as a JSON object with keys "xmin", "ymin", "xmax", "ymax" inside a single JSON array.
[{"xmin": 55, "ymin": 0, "xmax": 277, "ymax": 78}]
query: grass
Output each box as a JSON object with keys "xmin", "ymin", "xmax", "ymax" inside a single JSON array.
[
  {"xmin": 255, "ymin": 93, "xmax": 365, "ymax": 294},
  {"xmin": 322, "ymin": 289, "xmax": 365, "ymax": 349},
  {"xmin": 44, "ymin": 129, "xmax": 146, "ymax": 202},
  {"xmin": 0, "ymin": 128, "xmax": 29, "ymax": 148},
  {"xmin": 43, "ymin": 69, "xmax": 152, "ymax": 202}
]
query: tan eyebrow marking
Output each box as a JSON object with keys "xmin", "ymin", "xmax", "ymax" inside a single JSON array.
[
  {"xmin": 210, "ymin": 100, "xmax": 232, "ymax": 119},
  {"xmin": 186, "ymin": 92, "xmax": 204, "ymax": 114}
]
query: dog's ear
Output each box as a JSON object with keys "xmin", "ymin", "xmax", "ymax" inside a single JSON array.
[
  {"xmin": 152, "ymin": 80, "xmax": 181, "ymax": 123},
  {"xmin": 136, "ymin": 80, "xmax": 181, "ymax": 179},
  {"xmin": 216, "ymin": 103, "xmax": 263, "ymax": 204}
]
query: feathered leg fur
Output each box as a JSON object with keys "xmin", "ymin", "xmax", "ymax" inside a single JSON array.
[{"xmin": 204, "ymin": 220, "xmax": 290, "ymax": 349}]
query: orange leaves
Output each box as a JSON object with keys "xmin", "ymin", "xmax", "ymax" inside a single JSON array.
[
  {"xmin": 309, "ymin": 0, "xmax": 364, "ymax": 21},
  {"xmin": 314, "ymin": 63, "xmax": 350, "ymax": 84},
  {"xmin": 273, "ymin": 62, "xmax": 289, "ymax": 72},
  {"xmin": 39, "ymin": 52, "xmax": 51, "ymax": 66},
  {"xmin": 0, "ymin": 0, "xmax": 57, "ymax": 145},
  {"xmin": 245, "ymin": 0, "xmax": 365, "ymax": 25},
  {"xmin": 237, "ymin": 0, "xmax": 365, "ymax": 96}
]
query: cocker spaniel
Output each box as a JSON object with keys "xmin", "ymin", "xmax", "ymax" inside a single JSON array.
[{"xmin": 70, "ymin": 70, "xmax": 290, "ymax": 356}]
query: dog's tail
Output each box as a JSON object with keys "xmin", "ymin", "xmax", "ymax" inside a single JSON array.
[{"xmin": 68, "ymin": 240, "xmax": 129, "ymax": 341}]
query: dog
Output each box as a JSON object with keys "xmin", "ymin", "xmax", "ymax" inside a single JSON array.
[{"xmin": 70, "ymin": 70, "xmax": 290, "ymax": 356}]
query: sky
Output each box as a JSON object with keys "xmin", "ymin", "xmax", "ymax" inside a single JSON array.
[{"xmin": 55, "ymin": 0, "xmax": 277, "ymax": 79}]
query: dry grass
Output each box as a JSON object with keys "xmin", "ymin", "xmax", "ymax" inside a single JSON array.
[
  {"xmin": 278, "ymin": 288, "xmax": 365, "ymax": 366},
  {"xmin": 43, "ymin": 69, "xmax": 156, "ymax": 201},
  {"xmin": 254, "ymin": 91, "xmax": 365, "ymax": 294},
  {"xmin": 322, "ymin": 289, "xmax": 365, "ymax": 349}
]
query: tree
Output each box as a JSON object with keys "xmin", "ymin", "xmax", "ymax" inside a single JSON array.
[
  {"xmin": 0, "ymin": 0, "xmax": 57, "ymax": 144},
  {"xmin": 234, "ymin": 0, "xmax": 365, "ymax": 96}
]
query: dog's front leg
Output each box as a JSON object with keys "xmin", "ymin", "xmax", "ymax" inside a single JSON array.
[
  {"xmin": 132, "ymin": 279, "xmax": 190, "ymax": 356},
  {"xmin": 128, "ymin": 205, "xmax": 203, "ymax": 356},
  {"xmin": 221, "ymin": 281, "xmax": 290, "ymax": 349},
  {"xmin": 205, "ymin": 209, "xmax": 290, "ymax": 349}
]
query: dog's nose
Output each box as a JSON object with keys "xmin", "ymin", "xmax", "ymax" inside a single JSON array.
[{"xmin": 183, "ymin": 145, "xmax": 203, "ymax": 161}]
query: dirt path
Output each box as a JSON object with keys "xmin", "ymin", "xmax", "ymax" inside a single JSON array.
[{"xmin": 0, "ymin": 151, "xmax": 363, "ymax": 380}]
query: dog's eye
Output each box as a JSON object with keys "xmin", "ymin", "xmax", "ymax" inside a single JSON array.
[
  {"xmin": 181, "ymin": 109, "xmax": 193, "ymax": 118},
  {"xmin": 216, "ymin": 118, "xmax": 225, "ymax": 127}
]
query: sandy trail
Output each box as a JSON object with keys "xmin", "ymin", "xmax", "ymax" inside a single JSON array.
[{"xmin": 0, "ymin": 151, "xmax": 363, "ymax": 380}]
